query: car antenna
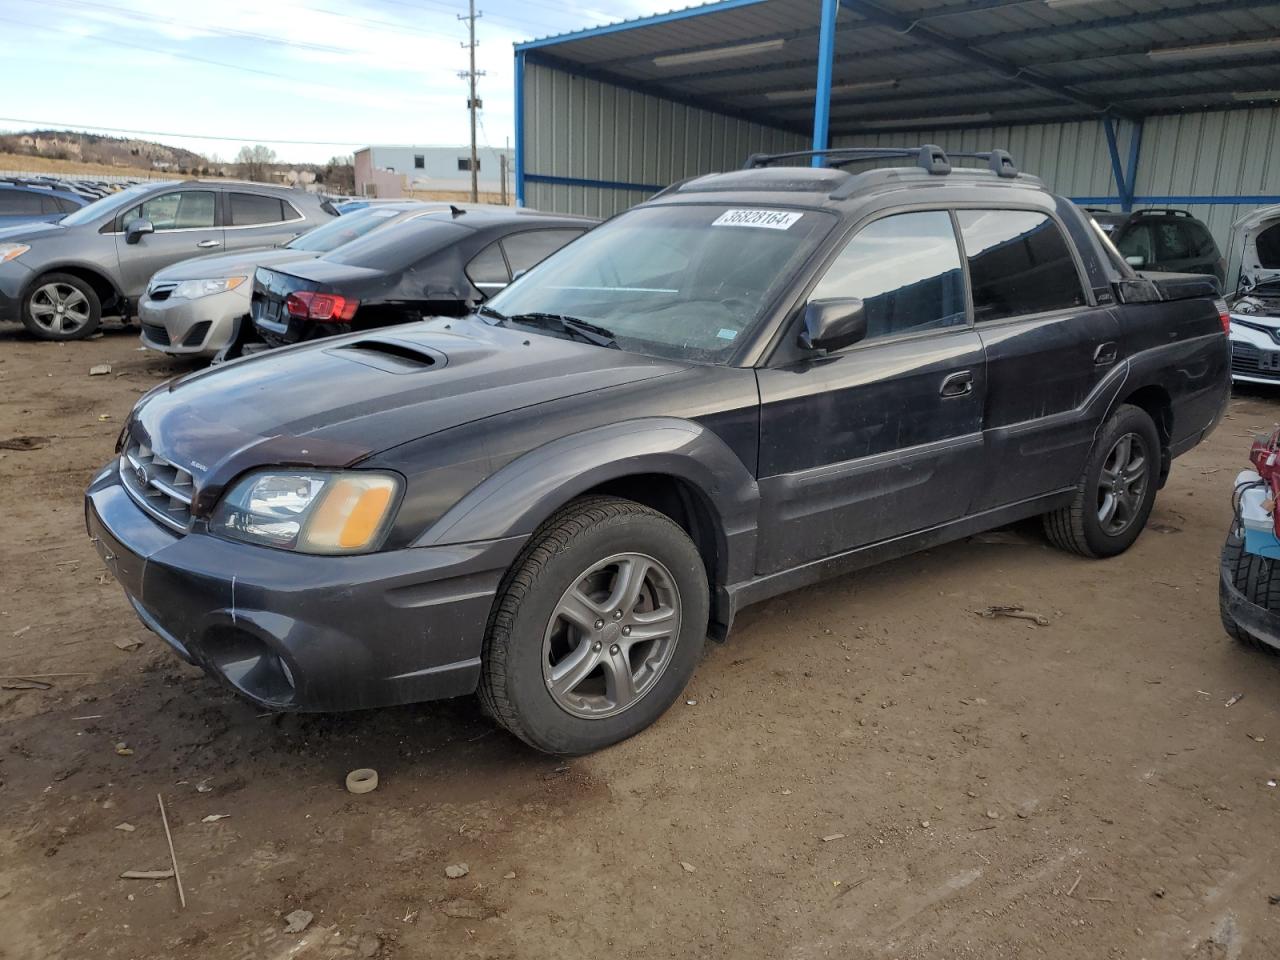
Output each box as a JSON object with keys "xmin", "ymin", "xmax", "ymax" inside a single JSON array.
[{"xmin": 449, "ymin": 205, "xmax": 466, "ymax": 218}]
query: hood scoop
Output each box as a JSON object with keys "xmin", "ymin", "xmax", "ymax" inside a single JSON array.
[{"xmin": 329, "ymin": 338, "xmax": 447, "ymax": 374}]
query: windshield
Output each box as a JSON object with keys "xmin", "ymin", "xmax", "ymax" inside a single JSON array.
[
  {"xmin": 286, "ymin": 207, "xmax": 405, "ymax": 252},
  {"xmin": 57, "ymin": 183, "xmax": 163, "ymax": 227},
  {"xmin": 322, "ymin": 214, "xmax": 468, "ymax": 271},
  {"xmin": 483, "ymin": 204, "xmax": 834, "ymax": 362}
]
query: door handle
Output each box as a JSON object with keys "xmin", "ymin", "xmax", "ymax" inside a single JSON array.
[
  {"xmin": 196, "ymin": 239, "xmax": 221, "ymax": 249},
  {"xmin": 939, "ymin": 370, "xmax": 973, "ymax": 398},
  {"xmin": 1093, "ymin": 341, "xmax": 1119, "ymax": 366}
]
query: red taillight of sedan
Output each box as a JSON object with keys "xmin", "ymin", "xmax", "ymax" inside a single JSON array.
[{"xmin": 285, "ymin": 291, "xmax": 359, "ymax": 323}]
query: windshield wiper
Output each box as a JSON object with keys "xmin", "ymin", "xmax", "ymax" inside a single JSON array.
[{"xmin": 499, "ymin": 311, "xmax": 620, "ymax": 349}]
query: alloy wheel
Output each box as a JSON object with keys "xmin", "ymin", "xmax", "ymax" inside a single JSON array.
[
  {"xmin": 542, "ymin": 552, "xmax": 681, "ymax": 719},
  {"xmin": 28, "ymin": 282, "xmax": 92, "ymax": 336},
  {"xmin": 1096, "ymin": 431, "xmax": 1148, "ymax": 536}
]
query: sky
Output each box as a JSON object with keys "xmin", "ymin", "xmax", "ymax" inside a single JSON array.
[{"xmin": 0, "ymin": 0, "xmax": 669, "ymax": 164}]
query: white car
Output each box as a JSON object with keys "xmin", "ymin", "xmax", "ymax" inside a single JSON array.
[{"xmin": 1228, "ymin": 204, "xmax": 1280, "ymax": 385}]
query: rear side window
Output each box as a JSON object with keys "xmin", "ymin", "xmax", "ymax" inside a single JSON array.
[
  {"xmin": 957, "ymin": 209, "xmax": 1085, "ymax": 321},
  {"xmin": 808, "ymin": 210, "xmax": 966, "ymax": 341},
  {"xmin": 1184, "ymin": 220, "xmax": 1218, "ymax": 258},
  {"xmin": 230, "ymin": 193, "xmax": 287, "ymax": 226},
  {"xmin": 466, "ymin": 241, "xmax": 510, "ymax": 290},
  {"xmin": 0, "ymin": 191, "xmax": 43, "ymax": 214},
  {"xmin": 501, "ymin": 229, "xmax": 585, "ymax": 277}
]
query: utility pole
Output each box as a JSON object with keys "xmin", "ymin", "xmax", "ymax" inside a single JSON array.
[{"xmin": 458, "ymin": 0, "xmax": 484, "ymax": 203}]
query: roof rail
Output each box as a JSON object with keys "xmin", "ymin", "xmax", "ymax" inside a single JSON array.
[
  {"xmin": 946, "ymin": 149, "xmax": 1018, "ymax": 179},
  {"xmin": 742, "ymin": 145, "xmax": 952, "ymax": 174}
]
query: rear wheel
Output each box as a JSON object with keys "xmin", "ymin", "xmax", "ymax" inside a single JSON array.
[
  {"xmin": 21, "ymin": 273, "xmax": 101, "ymax": 341},
  {"xmin": 1044, "ymin": 404, "xmax": 1160, "ymax": 558},
  {"xmin": 479, "ymin": 496, "xmax": 709, "ymax": 755}
]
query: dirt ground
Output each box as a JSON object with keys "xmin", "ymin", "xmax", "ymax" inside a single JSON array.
[{"xmin": 1, "ymin": 321, "xmax": 1278, "ymax": 960}]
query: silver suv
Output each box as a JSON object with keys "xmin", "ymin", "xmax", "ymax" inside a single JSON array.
[{"xmin": 0, "ymin": 180, "xmax": 336, "ymax": 340}]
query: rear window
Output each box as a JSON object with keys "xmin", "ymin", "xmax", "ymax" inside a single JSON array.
[
  {"xmin": 286, "ymin": 207, "xmax": 402, "ymax": 252},
  {"xmin": 0, "ymin": 190, "xmax": 44, "ymax": 215},
  {"xmin": 322, "ymin": 216, "xmax": 472, "ymax": 271},
  {"xmin": 957, "ymin": 209, "xmax": 1086, "ymax": 322},
  {"xmin": 502, "ymin": 229, "xmax": 584, "ymax": 276}
]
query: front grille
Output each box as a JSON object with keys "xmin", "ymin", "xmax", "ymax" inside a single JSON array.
[
  {"xmin": 182, "ymin": 321, "xmax": 211, "ymax": 347},
  {"xmin": 141, "ymin": 322, "xmax": 171, "ymax": 346},
  {"xmin": 1231, "ymin": 342, "xmax": 1280, "ymax": 379},
  {"xmin": 119, "ymin": 439, "xmax": 195, "ymax": 532},
  {"xmin": 147, "ymin": 282, "xmax": 178, "ymax": 302}
]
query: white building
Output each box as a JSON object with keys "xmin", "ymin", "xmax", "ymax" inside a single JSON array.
[{"xmin": 354, "ymin": 145, "xmax": 512, "ymax": 199}]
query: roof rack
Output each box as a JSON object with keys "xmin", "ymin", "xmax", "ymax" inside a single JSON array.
[
  {"xmin": 1131, "ymin": 208, "xmax": 1191, "ymax": 217},
  {"xmin": 743, "ymin": 144, "xmax": 1019, "ymax": 180}
]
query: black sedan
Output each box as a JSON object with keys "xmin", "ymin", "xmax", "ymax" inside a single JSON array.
[{"xmin": 251, "ymin": 207, "xmax": 595, "ymax": 346}]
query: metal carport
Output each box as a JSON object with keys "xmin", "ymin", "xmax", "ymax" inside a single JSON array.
[{"xmin": 513, "ymin": 0, "xmax": 1280, "ymax": 273}]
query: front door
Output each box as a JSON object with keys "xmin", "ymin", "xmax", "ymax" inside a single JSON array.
[
  {"xmin": 954, "ymin": 208, "xmax": 1122, "ymax": 510},
  {"xmin": 114, "ymin": 189, "xmax": 223, "ymax": 298},
  {"xmin": 755, "ymin": 210, "xmax": 986, "ymax": 575}
]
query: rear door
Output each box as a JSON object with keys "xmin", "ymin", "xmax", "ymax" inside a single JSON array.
[
  {"xmin": 754, "ymin": 209, "xmax": 986, "ymax": 574},
  {"xmin": 224, "ymin": 191, "xmax": 307, "ymax": 251},
  {"xmin": 957, "ymin": 207, "xmax": 1121, "ymax": 510},
  {"xmin": 114, "ymin": 189, "xmax": 222, "ymax": 297}
]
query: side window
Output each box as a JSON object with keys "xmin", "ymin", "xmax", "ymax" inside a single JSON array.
[
  {"xmin": 957, "ymin": 209, "xmax": 1086, "ymax": 322},
  {"xmin": 1115, "ymin": 222, "xmax": 1155, "ymax": 265},
  {"xmin": 1155, "ymin": 222, "xmax": 1192, "ymax": 261},
  {"xmin": 0, "ymin": 191, "xmax": 44, "ymax": 215},
  {"xmin": 501, "ymin": 229, "xmax": 585, "ymax": 277},
  {"xmin": 230, "ymin": 192, "xmax": 286, "ymax": 226},
  {"xmin": 466, "ymin": 241, "xmax": 511, "ymax": 291},
  {"xmin": 124, "ymin": 191, "xmax": 216, "ymax": 230},
  {"xmin": 808, "ymin": 210, "xmax": 966, "ymax": 341}
]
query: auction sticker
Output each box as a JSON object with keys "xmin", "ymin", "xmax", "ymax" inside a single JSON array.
[{"xmin": 712, "ymin": 209, "xmax": 803, "ymax": 230}]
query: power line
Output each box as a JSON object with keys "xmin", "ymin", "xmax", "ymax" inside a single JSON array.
[{"xmin": 0, "ymin": 117, "xmax": 368, "ymax": 147}]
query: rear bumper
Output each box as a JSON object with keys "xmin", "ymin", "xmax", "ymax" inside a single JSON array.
[{"xmin": 85, "ymin": 463, "xmax": 526, "ymax": 712}]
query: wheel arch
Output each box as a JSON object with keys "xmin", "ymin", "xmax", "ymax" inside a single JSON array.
[
  {"xmin": 415, "ymin": 418, "xmax": 761, "ymax": 635},
  {"xmin": 1116, "ymin": 382, "xmax": 1173, "ymax": 486},
  {"xmin": 23, "ymin": 263, "xmax": 124, "ymax": 314}
]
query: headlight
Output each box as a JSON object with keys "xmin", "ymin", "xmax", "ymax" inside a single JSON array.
[
  {"xmin": 0, "ymin": 243, "xmax": 30, "ymax": 264},
  {"xmin": 170, "ymin": 276, "xmax": 247, "ymax": 300},
  {"xmin": 210, "ymin": 471, "xmax": 401, "ymax": 554}
]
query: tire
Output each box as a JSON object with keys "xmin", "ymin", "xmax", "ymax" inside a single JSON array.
[
  {"xmin": 21, "ymin": 273, "xmax": 102, "ymax": 341},
  {"xmin": 1219, "ymin": 529, "xmax": 1280, "ymax": 655},
  {"xmin": 1044, "ymin": 403, "xmax": 1161, "ymax": 558},
  {"xmin": 479, "ymin": 496, "xmax": 709, "ymax": 755}
]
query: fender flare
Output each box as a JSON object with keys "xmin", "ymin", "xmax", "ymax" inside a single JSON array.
[
  {"xmin": 415, "ymin": 417, "xmax": 761, "ymax": 588},
  {"xmin": 22, "ymin": 261, "xmax": 125, "ymax": 309}
]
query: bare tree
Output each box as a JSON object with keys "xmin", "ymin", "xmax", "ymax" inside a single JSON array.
[{"xmin": 234, "ymin": 144, "xmax": 277, "ymax": 182}]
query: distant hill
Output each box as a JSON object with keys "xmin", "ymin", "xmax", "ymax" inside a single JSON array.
[{"xmin": 0, "ymin": 129, "xmax": 211, "ymax": 173}]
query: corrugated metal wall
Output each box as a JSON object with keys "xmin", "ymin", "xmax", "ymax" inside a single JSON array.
[
  {"xmin": 521, "ymin": 59, "xmax": 1280, "ymax": 282},
  {"xmin": 521, "ymin": 60, "xmax": 806, "ymax": 218}
]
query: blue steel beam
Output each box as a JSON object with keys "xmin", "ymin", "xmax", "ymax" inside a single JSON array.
[
  {"xmin": 514, "ymin": 0, "xmax": 772, "ymax": 52},
  {"xmin": 514, "ymin": 49, "xmax": 526, "ymax": 207},
  {"xmin": 811, "ymin": 0, "xmax": 840, "ymax": 165},
  {"xmin": 1103, "ymin": 116, "xmax": 1128, "ymax": 209},
  {"xmin": 1123, "ymin": 118, "xmax": 1144, "ymax": 214}
]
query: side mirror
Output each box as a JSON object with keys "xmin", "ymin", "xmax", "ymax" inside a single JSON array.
[
  {"xmin": 125, "ymin": 218, "xmax": 155, "ymax": 245},
  {"xmin": 799, "ymin": 298, "xmax": 867, "ymax": 353},
  {"xmin": 1124, "ymin": 254, "xmax": 1145, "ymax": 268}
]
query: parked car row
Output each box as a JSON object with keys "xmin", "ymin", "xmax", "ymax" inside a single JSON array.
[{"xmin": 0, "ymin": 177, "xmax": 594, "ymax": 356}]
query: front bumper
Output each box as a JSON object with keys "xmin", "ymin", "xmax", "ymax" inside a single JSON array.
[
  {"xmin": 85, "ymin": 463, "xmax": 526, "ymax": 712},
  {"xmin": 138, "ymin": 290, "xmax": 244, "ymax": 358},
  {"xmin": 0, "ymin": 259, "xmax": 34, "ymax": 323},
  {"xmin": 1229, "ymin": 317, "xmax": 1280, "ymax": 384}
]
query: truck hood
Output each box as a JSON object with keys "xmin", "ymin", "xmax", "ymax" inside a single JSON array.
[
  {"xmin": 1234, "ymin": 204, "xmax": 1280, "ymax": 290},
  {"xmin": 129, "ymin": 316, "xmax": 684, "ymax": 513},
  {"xmin": 153, "ymin": 247, "xmax": 319, "ymax": 282}
]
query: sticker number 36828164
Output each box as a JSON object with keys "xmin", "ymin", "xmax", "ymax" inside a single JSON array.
[{"xmin": 711, "ymin": 209, "xmax": 803, "ymax": 230}]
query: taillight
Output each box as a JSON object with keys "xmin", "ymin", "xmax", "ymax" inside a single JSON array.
[
  {"xmin": 284, "ymin": 290, "xmax": 359, "ymax": 323},
  {"xmin": 1214, "ymin": 298, "xmax": 1230, "ymax": 334}
]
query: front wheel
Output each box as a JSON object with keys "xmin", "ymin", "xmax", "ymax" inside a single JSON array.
[
  {"xmin": 1044, "ymin": 404, "xmax": 1161, "ymax": 558},
  {"xmin": 479, "ymin": 496, "xmax": 709, "ymax": 755},
  {"xmin": 21, "ymin": 273, "xmax": 102, "ymax": 341}
]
